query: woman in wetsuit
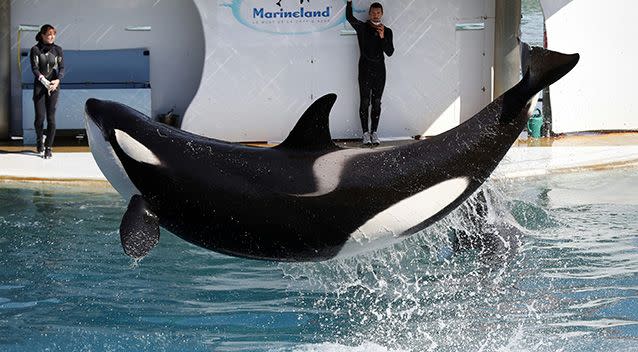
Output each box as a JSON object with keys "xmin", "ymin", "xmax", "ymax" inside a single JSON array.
[
  {"xmin": 30, "ymin": 24, "xmax": 64, "ymax": 159},
  {"xmin": 346, "ymin": 1, "xmax": 394, "ymax": 146}
]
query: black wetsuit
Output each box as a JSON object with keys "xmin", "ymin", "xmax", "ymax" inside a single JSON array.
[
  {"xmin": 346, "ymin": 2, "xmax": 394, "ymax": 133},
  {"xmin": 30, "ymin": 42, "xmax": 64, "ymax": 148}
]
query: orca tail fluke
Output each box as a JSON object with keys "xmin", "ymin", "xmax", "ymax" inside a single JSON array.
[
  {"xmin": 526, "ymin": 47, "xmax": 580, "ymax": 97},
  {"xmin": 498, "ymin": 47, "xmax": 579, "ymax": 124}
]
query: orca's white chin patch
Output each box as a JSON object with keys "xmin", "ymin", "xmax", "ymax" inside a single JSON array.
[
  {"xmin": 85, "ymin": 117, "xmax": 140, "ymax": 200},
  {"xmin": 339, "ymin": 177, "xmax": 471, "ymax": 258}
]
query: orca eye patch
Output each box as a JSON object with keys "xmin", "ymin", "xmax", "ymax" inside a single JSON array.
[{"xmin": 114, "ymin": 129, "xmax": 161, "ymax": 166}]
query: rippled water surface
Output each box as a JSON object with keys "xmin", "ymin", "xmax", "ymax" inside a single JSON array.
[{"xmin": 1, "ymin": 167, "xmax": 637, "ymax": 351}]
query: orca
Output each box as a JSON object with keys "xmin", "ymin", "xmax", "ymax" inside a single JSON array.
[{"xmin": 84, "ymin": 47, "xmax": 578, "ymax": 262}]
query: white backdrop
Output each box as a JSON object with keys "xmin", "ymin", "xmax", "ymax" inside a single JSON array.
[
  {"xmin": 11, "ymin": 0, "xmax": 496, "ymax": 142},
  {"xmin": 185, "ymin": 0, "xmax": 495, "ymax": 142},
  {"xmin": 541, "ymin": 0, "xmax": 638, "ymax": 133}
]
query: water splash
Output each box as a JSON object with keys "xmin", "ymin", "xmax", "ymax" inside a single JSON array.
[{"xmin": 280, "ymin": 180, "xmax": 531, "ymax": 350}]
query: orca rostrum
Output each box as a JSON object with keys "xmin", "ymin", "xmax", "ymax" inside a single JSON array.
[{"xmin": 84, "ymin": 47, "xmax": 578, "ymax": 262}]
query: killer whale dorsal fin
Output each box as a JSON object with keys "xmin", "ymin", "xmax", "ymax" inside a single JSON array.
[
  {"xmin": 275, "ymin": 93, "xmax": 339, "ymax": 151},
  {"xmin": 120, "ymin": 195, "xmax": 160, "ymax": 259}
]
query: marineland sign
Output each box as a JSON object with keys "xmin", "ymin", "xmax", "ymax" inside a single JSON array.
[{"xmin": 221, "ymin": 0, "xmax": 345, "ymax": 34}]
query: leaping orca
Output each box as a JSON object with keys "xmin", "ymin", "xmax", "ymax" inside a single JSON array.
[{"xmin": 84, "ymin": 47, "xmax": 578, "ymax": 262}]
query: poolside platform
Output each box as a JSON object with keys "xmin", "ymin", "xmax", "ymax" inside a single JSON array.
[{"xmin": 1, "ymin": 132, "xmax": 637, "ymax": 187}]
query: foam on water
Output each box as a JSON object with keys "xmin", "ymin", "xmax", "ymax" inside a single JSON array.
[{"xmin": 291, "ymin": 342, "xmax": 409, "ymax": 352}]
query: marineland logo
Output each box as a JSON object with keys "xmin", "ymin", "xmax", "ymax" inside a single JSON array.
[
  {"xmin": 222, "ymin": 0, "xmax": 343, "ymax": 35},
  {"xmin": 252, "ymin": 7, "xmax": 332, "ymax": 20}
]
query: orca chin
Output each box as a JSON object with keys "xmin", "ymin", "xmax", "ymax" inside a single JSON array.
[
  {"xmin": 84, "ymin": 47, "xmax": 579, "ymax": 262},
  {"xmin": 84, "ymin": 112, "xmax": 140, "ymax": 201}
]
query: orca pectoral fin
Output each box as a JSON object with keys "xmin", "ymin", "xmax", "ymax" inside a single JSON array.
[{"xmin": 119, "ymin": 195, "xmax": 160, "ymax": 259}]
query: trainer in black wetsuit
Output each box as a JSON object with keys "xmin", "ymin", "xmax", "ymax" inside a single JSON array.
[
  {"xmin": 346, "ymin": 0, "xmax": 394, "ymax": 146},
  {"xmin": 30, "ymin": 24, "xmax": 64, "ymax": 159}
]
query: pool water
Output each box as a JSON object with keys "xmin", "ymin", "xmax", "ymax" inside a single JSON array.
[{"xmin": 1, "ymin": 167, "xmax": 637, "ymax": 351}]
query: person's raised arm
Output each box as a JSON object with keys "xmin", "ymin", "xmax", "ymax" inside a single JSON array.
[{"xmin": 346, "ymin": 0, "xmax": 364, "ymax": 30}]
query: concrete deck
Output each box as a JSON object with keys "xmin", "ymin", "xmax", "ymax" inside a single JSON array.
[{"xmin": 1, "ymin": 133, "xmax": 637, "ymax": 187}]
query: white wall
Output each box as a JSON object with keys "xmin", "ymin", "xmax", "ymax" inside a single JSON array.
[
  {"xmin": 11, "ymin": 0, "xmax": 496, "ymax": 142},
  {"xmin": 456, "ymin": 0, "xmax": 495, "ymax": 123},
  {"xmin": 186, "ymin": 0, "xmax": 495, "ymax": 142},
  {"xmin": 10, "ymin": 0, "xmax": 205, "ymax": 133},
  {"xmin": 541, "ymin": 0, "xmax": 638, "ymax": 133}
]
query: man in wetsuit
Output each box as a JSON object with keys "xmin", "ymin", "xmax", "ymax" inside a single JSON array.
[{"xmin": 346, "ymin": 1, "xmax": 394, "ymax": 146}]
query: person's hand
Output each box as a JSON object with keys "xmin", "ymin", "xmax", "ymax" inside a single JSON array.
[
  {"xmin": 50, "ymin": 79, "xmax": 60, "ymax": 91},
  {"xmin": 374, "ymin": 23, "xmax": 385, "ymax": 39},
  {"xmin": 38, "ymin": 75, "xmax": 51, "ymax": 90}
]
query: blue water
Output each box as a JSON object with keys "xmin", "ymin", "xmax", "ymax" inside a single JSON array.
[
  {"xmin": 521, "ymin": 0, "xmax": 544, "ymax": 46},
  {"xmin": 3, "ymin": 1, "xmax": 638, "ymax": 351},
  {"xmin": 1, "ymin": 167, "xmax": 637, "ymax": 351}
]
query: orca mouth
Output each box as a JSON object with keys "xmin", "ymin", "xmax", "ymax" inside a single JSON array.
[
  {"xmin": 84, "ymin": 98, "xmax": 102, "ymax": 123},
  {"xmin": 84, "ymin": 98, "xmax": 110, "ymax": 139},
  {"xmin": 85, "ymin": 107, "xmax": 140, "ymax": 200}
]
